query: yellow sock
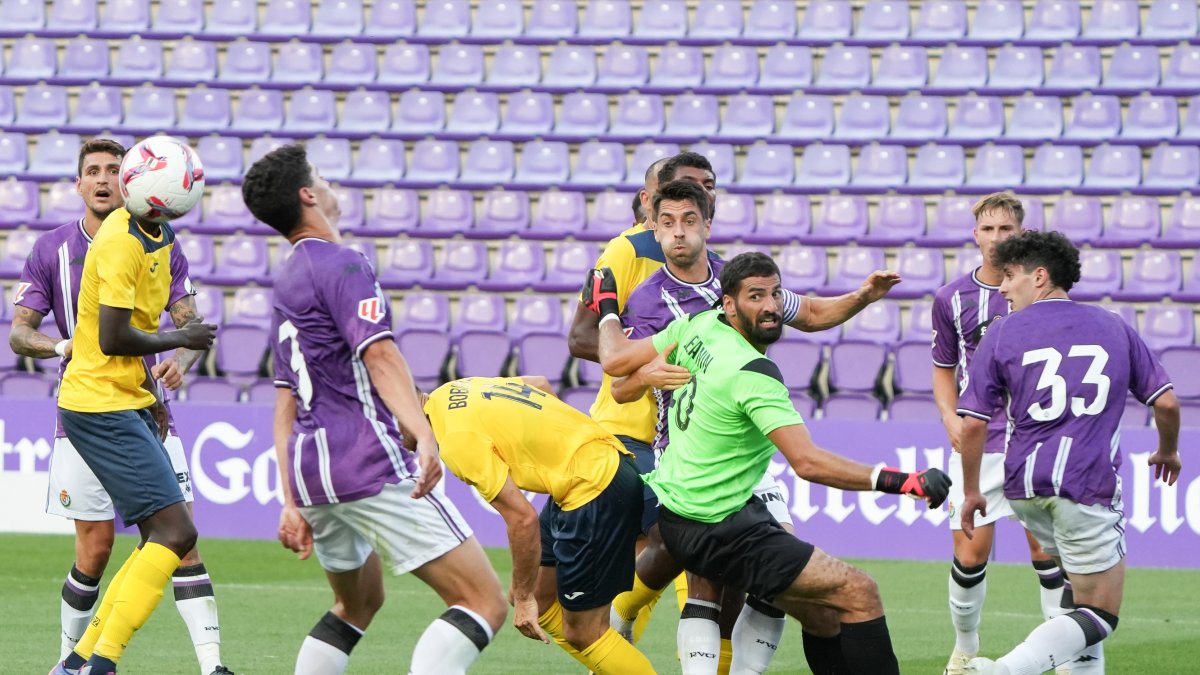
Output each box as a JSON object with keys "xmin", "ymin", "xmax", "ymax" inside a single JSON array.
[
  {"xmin": 631, "ymin": 591, "xmax": 659, "ymax": 644},
  {"xmin": 613, "ymin": 572, "xmax": 663, "ymax": 623},
  {"xmin": 579, "ymin": 627, "xmax": 656, "ymax": 675},
  {"xmin": 73, "ymin": 547, "xmax": 140, "ymax": 660},
  {"xmin": 93, "ymin": 542, "xmax": 180, "ymax": 662},
  {"xmin": 537, "ymin": 601, "xmax": 588, "ymax": 667},
  {"xmin": 718, "ymin": 637, "xmax": 733, "ymax": 675},
  {"xmin": 674, "ymin": 573, "xmax": 689, "ymax": 612}
]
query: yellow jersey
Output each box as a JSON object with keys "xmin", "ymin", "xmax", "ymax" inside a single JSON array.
[
  {"xmin": 426, "ymin": 377, "xmax": 632, "ymax": 510},
  {"xmin": 583, "ymin": 223, "xmax": 664, "ymax": 443},
  {"xmin": 59, "ymin": 209, "xmax": 176, "ymax": 413}
]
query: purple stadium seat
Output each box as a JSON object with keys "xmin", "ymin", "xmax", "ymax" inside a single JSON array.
[
  {"xmin": 584, "ymin": 192, "xmax": 632, "ymax": 240},
  {"xmin": 720, "ymin": 94, "xmax": 774, "ymax": 138},
  {"xmin": 923, "ymin": 196, "xmax": 976, "ymax": 246},
  {"xmin": 910, "ymin": 145, "xmax": 964, "ymax": 189},
  {"xmin": 891, "ymin": 248, "xmax": 945, "ymax": 299},
  {"xmin": 706, "ymin": 45, "xmax": 759, "ymax": 88},
  {"xmin": 451, "ymin": 293, "xmax": 506, "ymax": 339},
  {"xmin": 119, "ymin": 88, "xmax": 175, "ymax": 133},
  {"xmin": 270, "ymin": 42, "xmax": 323, "ymax": 84},
  {"xmin": 481, "ymin": 240, "xmax": 545, "ymax": 292},
  {"xmin": 1147, "ymin": 146, "xmax": 1200, "ymax": 190},
  {"xmin": 472, "ymin": 0, "xmax": 522, "ymax": 37},
  {"xmin": 829, "ymin": 341, "xmax": 887, "ymax": 391},
  {"xmin": 800, "ymin": 0, "xmax": 851, "ymax": 40},
  {"xmin": 1161, "ymin": 348, "xmax": 1200, "ymax": 399},
  {"xmin": 1119, "ymin": 250, "xmax": 1182, "ymax": 301},
  {"xmin": 488, "ymin": 44, "xmax": 541, "ymax": 86},
  {"xmin": 969, "ymin": 0, "xmax": 1024, "ymax": 41},
  {"xmin": 349, "ymin": 140, "xmax": 404, "ymax": 184},
  {"xmin": 777, "ymin": 244, "xmax": 827, "ymax": 295},
  {"xmin": 989, "ymin": 45, "xmax": 1044, "ymax": 90},
  {"xmin": 418, "ymin": 0, "xmax": 469, "ymax": 37},
  {"xmin": 305, "ymin": 138, "xmax": 351, "ymax": 180},
  {"xmin": 467, "ymin": 189, "xmax": 525, "ymax": 238},
  {"xmin": 179, "ymin": 88, "xmax": 230, "ymax": 132},
  {"xmin": 167, "ymin": 40, "xmax": 217, "ymax": 83},
  {"xmin": 635, "ymin": 0, "xmax": 687, "ymax": 38},
  {"xmin": 0, "ymin": 372, "xmax": 55, "ymax": 398},
  {"xmin": 396, "ymin": 329, "xmax": 449, "ymax": 390},
  {"xmin": 1084, "ymin": 0, "xmax": 1139, "ymax": 39},
  {"xmin": 666, "ymin": 94, "xmax": 718, "ymax": 137},
  {"xmin": 540, "ymin": 241, "xmax": 598, "ymax": 293},
  {"xmin": 889, "ymin": 395, "xmax": 940, "ymax": 421},
  {"xmin": 933, "ymin": 45, "xmax": 987, "ymax": 89},
  {"xmin": 561, "ymin": 387, "xmax": 598, "ymax": 414},
  {"xmin": 526, "ymin": 0, "xmax": 577, "ymax": 38},
  {"xmin": 650, "ymin": 45, "xmax": 704, "ymax": 88},
  {"xmin": 0, "ymin": 229, "xmax": 39, "ymax": 276},
  {"xmin": 429, "ymin": 240, "xmax": 487, "ymax": 291},
  {"xmin": 459, "ymin": 140, "xmax": 515, "ymax": 186},
  {"xmin": 378, "ymin": 43, "xmax": 429, "ymax": 85},
  {"xmin": 747, "ymin": 0, "xmax": 796, "ymax": 39},
  {"xmin": 738, "ymin": 143, "xmax": 794, "ymax": 188},
  {"xmin": 46, "ymin": 0, "xmax": 96, "ymax": 32},
  {"xmin": 835, "ymin": 95, "xmax": 889, "ymax": 140},
  {"xmin": 70, "ymin": 85, "xmax": 122, "ymax": 129},
  {"xmin": 197, "ymin": 184, "xmax": 253, "ymax": 234},
  {"xmin": 515, "ymin": 140, "xmax": 569, "ymax": 185},
  {"xmin": 415, "ymin": 187, "xmax": 471, "ymax": 237},
  {"xmin": 37, "ymin": 181, "xmax": 84, "ymax": 225},
  {"xmin": 1141, "ymin": 305, "xmax": 1195, "ymax": 351},
  {"xmin": 499, "ymin": 91, "xmax": 553, "ymax": 136},
  {"xmin": 393, "ymin": 90, "xmax": 444, "ymax": 134},
  {"xmin": 454, "ymin": 330, "xmax": 512, "ymax": 378},
  {"xmin": 333, "ymin": 190, "xmax": 366, "ymax": 233},
  {"xmin": 915, "ymin": 0, "xmax": 966, "ymax": 39},
  {"xmin": 580, "ymin": 0, "xmax": 631, "ymax": 38},
  {"xmin": 892, "ymin": 95, "xmax": 947, "ymax": 140},
  {"xmin": 576, "ymin": 359, "xmax": 604, "ymax": 388},
  {"xmin": 365, "ymin": 0, "xmax": 415, "ymax": 37},
  {"xmin": 690, "ymin": 142, "xmax": 735, "ymax": 186},
  {"xmin": 1006, "ymin": 96, "xmax": 1063, "ymax": 141},
  {"xmin": 796, "ymin": 143, "xmax": 850, "ymax": 188},
  {"xmin": 545, "ymin": 44, "xmax": 596, "ymax": 87},
  {"xmin": 433, "ymin": 43, "xmax": 484, "ymax": 86},
  {"xmin": 219, "ymin": 41, "xmax": 271, "ymax": 83},
  {"xmin": 189, "ymin": 286, "xmax": 223, "ymax": 326},
  {"xmin": 1160, "ymin": 196, "xmax": 1200, "ymax": 247},
  {"xmin": 1046, "ymin": 45, "xmax": 1102, "ymax": 90},
  {"xmin": 7, "ymin": 37, "xmax": 54, "ymax": 80},
  {"xmin": 231, "ymin": 89, "xmax": 283, "ymax": 133},
  {"xmin": 572, "ymin": 141, "xmax": 625, "ymax": 186},
  {"xmin": 1084, "ymin": 145, "xmax": 1140, "ymax": 190},
  {"xmin": 260, "ymin": 0, "xmax": 310, "ymax": 35},
  {"xmin": 16, "ymin": 84, "xmax": 67, "ymax": 128},
  {"xmin": 555, "ymin": 91, "xmax": 609, "ymax": 137},
  {"xmin": 691, "ymin": 1, "xmax": 743, "ymax": 38},
  {"xmin": 779, "ymin": 94, "xmax": 834, "ymax": 140},
  {"xmin": 0, "ymin": 132, "xmax": 24, "ymax": 174},
  {"xmin": 760, "ymin": 45, "xmax": 814, "ymax": 89},
  {"xmin": 286, "ymin": 90, "xmax": 336, "ymax": 134},
  {"xmin": 60, "ymin": 39, "xmax": 108, "ymax": 82},
  {"xmin": 1, "ymin": 0, "xmax": 43, "ymax": 30},
  {"xmin": 903, "ymin": 300, "xmax": 935, "ymax": 342},
  {"xmin": 843, "ymin": 301, "xmax": 901, "ymax": 343},
  {"xmin": 1071, "ymin": 249, "xmax": 1122, "ymax": 300},
  {"xmin": 207, "ymin": 0, "xmax": 256, "ymax": 35},
  {"xmin": 709, "ymin": 193, "xmax": 757, "ymax": 243},
  {"xmin": 1104, "ymin": 45, "xmax": 1160, "ymax": 90},
  {"xmin": 378, "ymin": 240, "xmax": 433, "ymax": 288},
  {"xmin": 948, "ymin": 96, "xmax": 1004, "ymax": 140},
  {"xmin": 185, "ymin": 377, "xmax": 242, "ymax": 403},
  {"xmin": 852, "ymin": 144, "xmax": 906, "ymax": 187},
  {"xmin": 1095, "ymin": 197, "xmax": 1159, "ymax": 248},
  {"xmin": 312, "ymin": 0, "xmax": 364, "ymax": 37},
  {"xmin": 610, "ymin": 93, "xmax": 664, "ymax": 136},
  {"xmin": 1124, "ymin": 95, "xmax": 1177, "ymax": 139},
  {"xmin": 100, "ymin": 0, "xmax": 150, "ymax": 32},
  {"xmin": 855, "ymin": 0, "xmax": 909, "ymax": 40},
  {"xmin": 510, "ymin": 295, "xmax": 564, "ymax": 340},
  {"xmin": 528, "ymin": 191, "xmax": 585, "ymax": 239},
  {"xmin": 406, "ymin": 139, "xmax": 458, "ymax": 184},
  {"xmin": 1028, "ymin": 145, "xmax": 1083, "ymax": 189},
  {"xmin": 755, "ymin": 196, "xmax": 813, "ymax": 245},
  {"xmin": 447, "ymin": 91, "xmax": 500, "ymax": 135},
  {"xmin": 766, "ymin": 341, "xmax": 821, "ymax": 392},
  {"xmin": 1049, "ymin": 196, "xmax": 1102, "ymax": 244},
  {"xmin": 29, "ymin": 132, "xmax": 80, "ymax": 177},
  {"xmin": 817, "ymin": 45, "xmax": 870, "ymax": 89},
  {"xmin": 875, "ymin": 45, "xmax": 928, "ymax": 89},
  {"xmin": 334, "ymin": 90, "xmax": 389, "ymax": 133},
  {"xmin": 516, "ymin": 333, "xmax": 570, "ymax": 385},
  {"xmin": 228, "ymin": 287, "xmax": 273, "ymax": 329},
  {"xmin": 326, "ymin": 42, "xmax": 377, "ymax": 85},
  {"xmin": 209, "ymin": 236, "xmax": 270, "ymax": 287},
  {"xmin": 176, "ymin": 235, "xmax": 214, "ymax": 280},
  {"xmin": 866, "ymin": 195, "xmax": 925, "ymax": 245},
  {"xmin": 823, "ymin": 393, "xmax": 884, "ymax": 422},
  {"xmin": 1027, "ymin": 0, "xmax": 1081, "ymax": 40},
  {"xmin": 112, "ymin": 39, "xmax": 164, "ymax": 81},
  {"xmin": 1183, "ymin": 95, "xmax": 1200, "ymax": 140},
  {"xmin": 1146, "ymin": 0, "xmax": 1198, "ymax": 39},
  {"xmin": 1065, "ymin": 95, "xmax": 1121, "ymax": 139},
  {"xmin": 893, "ymin": 341, "xmax": 934, "ymax": 393},
  {"xmin": 827, "ymin": 247, "xmax": 885, "ymax": 295}
]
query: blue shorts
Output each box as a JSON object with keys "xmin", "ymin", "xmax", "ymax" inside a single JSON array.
[
  {"xmin": 58, "ymin": 407, "xmax": 185, "ymax": 527},
  {"xmin": 616, "ymin": 435, "xmax": 659, "ymax": 535}
]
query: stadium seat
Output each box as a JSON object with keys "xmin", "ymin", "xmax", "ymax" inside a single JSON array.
[
  {"xmin": 45, "ymin": 0, "xmax": 96, "ymax": 33},
  {"xmin": 209, "ymin": 235, "xmax": 269, "ymax": 286},
  {"xmin": 948, "ymin": 96, "xmax": 1004, "ymax": 140},
  {"xmin": 544, "ymin": 44, "xmax": 596, "ymax": 87},
  {"xmin": 1145, "ymin": 0, "xmax": 1198, "ymax": 39},
  {"xmin": 800, "ymin": 0, "xmax": 851, "ymax": 40},
  {"xmin": 206, "ymin": 0, "xmax": 256, "ymax": 36},
  {"xmin": 966, "ymin": 144, "xmax": 1025, "ymax": 189},
  {"xmin": 572, "ymin": 141, "xmax": 625, "ymax": 186},
  {"xmin": 112, "ymin": 39, "xmax": 164, "ymax": 81},
  {"xmin": 540, "ymin": 241, "xmax": 599, "ymax": 293},
  {"xmin": 334, "ymin": 90, "xmax": 389, "ymax": 133},
  {"xmin": 1085, "ymin": 0, "xmax": 1140, "ymax": 39},
  {"xmin": 855, "ymin": 0, "xmax": 909, "ymax": 41},
  {"xmin": 555, "ymin": 91, "xmax": 609, "ymax": 137},
  {"xmin": 28, "ymin": 132, "xmax": 79, "ymax": 177},
  {"xmin": 969, "ymin": 0, "xmax": 1024, "ymax": 41},
  {"xmin": 844, "ymin": 301, "xmax": 902, "ymax": 344},
  {"xmin": 691, "ymin": 1, "xmax": 743, "ymax": 39},
  {"xmin": 70, "ymin": 85, "xmax": 122, "ymax": 129},
  {"xmin": 875, "ymin": 45, "xmax": 928, "ymax": 89},
  {"xmin": 455, "ymin": 330, "xmax": 513, "ymax": 379},
  {"xmin": 914, "ymin": 0, "xmax": 966, "ymax": 39},
  {"xmin": 1004, "ymin": 96, "xmax": 1063, "ymax": 142},
  {"xmin": 312, "ymin": 0, "xmax": 363, "ymax": 37},
  {"xmin": 911, "ymin": 145, "xmax": 964, "ymax": 189},
  {"xmin": 747, "ymin": 0, "xmax": 796, "ymax": 39},
  {"xmin": 286, "ymin": 90, "xmax": 337, "ymax": 134},
  {"xmin": 260, "ymin": 0, "xmax": 310, "ymax": 35},
  {"xmin": 710, "ymin": 193, "xmax": 757, "ymax": 243},
  {"xmin": 231, "ymin": 89, "xmax": 283, "ymax": 133},
  {"xmin": 891, "ymin": 249, "xmax": 945, "ymax": 298},
  {"xmin": 167, "ymin": 40, "xmax": 217, "ymax": 83},
  {"xmin": 635, "ymin": 0, "xmax": 687, "ymax": 38},
  {"xmin": 472, "ymin": 0, "xmax": 522, "ymax": 38},
  {"xmin": 738, "ymin": 143, "xmax": 794, "ymax": 188},
  {"xmin": 755, "ymin": 197, "xmax": 813, "ymax": 245},
  {"xmin": 1046, "ymin": 45, "xmax": 1102, "ymax": 91},
  {"xmin": 0, "ymin": 372, "xmax": 54, "ymax": 398},
  {"xmin": 888, "ymin": 395, "xmax": 940, "ymax": 421},
  {"xmin": 1160, "ymin": 347, "xmax": 1200, "ymax": 398},
  {"xmin": 851, "ymin": 144, "xmax": 906, "ymax": 188},
  {"xmin": 720, "ymin": 93, "xmax": 774, "ymax": 138},
  {"xmin": 829, "ymin": 341, "xmax": 887, "ymax": 391},
  {"xmin": 7, "ymin": 37, "xmax": 55, "ymax": 80},
  {"xmin": 189, "ymin": 286, "xmax": 224, "ymax": 326},
  {"xmin": 514, "ymin": 140, "xmax": 569, "ymax": 186},
  {"xmin": 1141, "ymin": 305, "xmax": 1195, "ymax": 351},
  {"xmin": 305, "ymin": 137, "xmax": 351, "ymax": 180},
  {"xmin": 1146, "ymin": 146, "xmax": 1200, "ymax": 191},
  {"xmin": 526, "ymin": 0, "xmax": 577, "ymax": 38},
  {"xmin": 933, "ymin": 45, "xmax": 987, "ymax": 90},
  {"xmin": 902, "ymin": 300, "xmax": 935, "ymax": 342},
  {"xmin": 450, "ymin": 293, "xmax": 507, "ymax": 340},
  {"xmin": 17, "ymin": 84, "xmax": 68, "ymax": 128},
  {"xmin": 779, "ymin": 94, "xmax": 834, "ymax": 140},
  {"xmin": 488, "ymin": 45, "xmax": 541, "ymax": 87},
  {"xmin": 1027, "ymin": 0, "xmax": 1081, "ymax": 40},
  {"xmin": 332, "ymin": 189, "xmax": 365, "ymax": 233},
  {"xmin": 0, "ymin": 228, "xmax": 39, "ymax": 277},
  {"xmin": 817, "ymin": 45, "xmax": 871, "ymax": 89},
  {"xmin": 561, "ymin": 387, "xmax": 599, "ymax": 414},
  {"xmin": 650, "ymin": 45, "xmax": 704, "ymax": 88},
  {"xmin": 0, "ymin": 132, "xmax": 24, "ymax": 175},
  {"xmin": 392, "ymin": 90, "xmax": 444, "ymax": 135},
  {"xmin": 1104, "ymin": 45, "xmax": 1161, "ymax": 90},
  {"xmin": 835, "ymin": 94, "xmax": 889, "ymax": 140},
  {"xmin": 214, "ymin": 325, "xmax": 267, "ymax": 383},
  {"xmin": 706, "ymin": 45, "xmax": 759, "ymax": 89},
  {"xmin": 1049, "ymin": 196, "xmax": 1103, "ymax": 244},
  {"xmin": 396, "ymin": 328, "xmax": 449, "ymax": 390},
  {"xmin": 823, "ymin": 392, "xmax": 885, "ymax": 420},
  {"xmin": 796, "ymin": 143, "xmax": 850, "ymax": 188},
  {"xmin": 393, "ymin": 293, "xmax": 449, "ymax": 335},
  {"xmin": 584, "ymin": 192, "xmax": 632, "ymax": 240},
  {"xmin": 766, "ymin": 341, "xmax": 821, "ymax": 392},
  {"xmin": 989, "ymin": 45, "xmax": 1044, "ymax": 90},
  {"xmin": 378, "ymin": 43, "xmax": 429, "ymax": 86},
  {"xmin": 580, "ymin": 0, "xmax": 632, "ymax": 38},
  {"xmin": 446, "ymin": 92, "xmax": 500, "ymax": 135},
  {"xmin": 365, "ymin": 0, "xmax": 415, "ymax": 38},
  {"xmin": 413, "ymin": 187, "xmax": 471, "ymax": 237},
  {"xmin": 1084, "ymin": 145, "xmax": 1141, "ymax": 190},
  {"xmin": 36, "ymin": 181, "xmax": 83, "ymax": 226},
  {"xmin": 418, "ymin": 0, "xmax": 469, "ymax": 37},
  {"xmin": 827, "ymin": 247, "xmax": 885, "ymax": 295},
  {"xmin": 893, "ymin": 341, "xmax": 935, "ymax": 394},
  {"xmin": 327, "ymin": 42, "xmax": 377, "ymax": 85},
  {"xmin": 185, "ymin": 377, "xmax": 242, "ymax": 403},
  {"xmin": 0, "ymin": 0, "xmax": 43, "ymax": 31},
  {"xmin": 176, "ymin": 235, "xmax": 215, "ymax": 280},
  {"xmin": 1027, "ymin": 145, "xmax": 1084, "ymax": 189},
  {"xmin": 760, "ymin": 45, "xmax": 813, "ymax": 89},
  {"xmin": 499, "ymin": 91, "xmax": 553, "ymax": 136},
  {"xmin": 1065, "ymin": 95, "xmax": 1121, "ymax": 139},
  {"xmin": 865, "ymin": 195, "xmax": 925, "ymax": 245},
  {"xmin": 405, "ymin": 139, "xmax": 459, "ymax": 184},
  {"xmin": 219, "ymin": 41, "xmax": 271, "ymax": 83},
  {"xmin": 432, "ymin": 43, "xmax": 484, "ymax": 86},
  {"xmin": 510, "ymin": 295, "xmax": 564, "ymax": 339},
  {"xmin": 269, "ymin": 43, "xmax": 322, "ymax": 84},
  {"xmin": 100, "ymin": 0, "xmax": 151, "ymax": 33},
  {"xmin": 665, "ymin": 94, "xmax": 719, "ymax": 137},
  {"xmin": 1099, "ymin": 196, "xmax": 1161, "ymax": 248},
  {"xmin": 466, "ymin": 188, "xmax": 525, "ymax": 238},
  {"xmin": 1123, "ymin": 95, "xmax": 1178, "ymax": 139},
  {"xmin": 60, "ymin": 39, "xmax": 109, "ymax": 82},
  {"xmin": 923, "ymin": 196, "xmax": 976, "ymax": 246},
  {"xmin": 516, "ymin": 333, "xmax": 570, "ymax": 386},
  {"xmin": 1071, "ymin": 249, "xmax": 1122, "ymax": 300},
  {"xmin": 228, "ymin": 287, "xmax": 273, "ymax": 329},
  {"xmin": 480, "ymin": 240, "xmax": 545, "ymax": 292},
  {"xmin": 458, "ymin": 140, "xmax": 514, "ymax": 186},
  {"xmin": 528, "ymin": 191, "xmax": 585, "ymax": 239},
  {"xmin": 428, "ymin": 240, "xmax": 487, "ymax": 291},
  {"xmin": 378, "ymin": 239, "xmax": 433, "ymax": 288},
  {"xmin": 690, "ymin": 142, "xmax": 735, "ymax": 185},
  {"xmin": 892, "ymin": 95, "xmax": 947, "ymax": 141},
  {"xmin": 1119, "ymin": 250, "xmax": 1182, "ymax": 301}
]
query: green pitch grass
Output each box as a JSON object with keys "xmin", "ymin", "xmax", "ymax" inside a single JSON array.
[{"xmin": 3, "ymin": 534, "xmax": 1198, "ymax": 674}]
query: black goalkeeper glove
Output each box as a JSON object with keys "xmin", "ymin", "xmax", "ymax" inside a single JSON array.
[
  {"xmin": 581, "ymin": 267, "xmax": 619, "ymax": 318},
  {"xmin": 875, "ymin": 467, "xmax": 952, "ymax": 509}
]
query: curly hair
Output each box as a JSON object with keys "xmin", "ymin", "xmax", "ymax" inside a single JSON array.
[
  {"xmin": 652, "ymin": 180, "xmax": 711, "ymax": 223},
  {"xmin": 242, "ymin": 144, "xmax": 313, "ymax": 236},
  {"xmin": 992, "ymin": 230, "xmax": 1082, "ymax": 291},
  {"xmin": 719, "ymin": 252, "xmax": 781, "ymax": 298},
  {"xmin": 77, "ymin": 138, "xmax": 126, "ymax": 177}
]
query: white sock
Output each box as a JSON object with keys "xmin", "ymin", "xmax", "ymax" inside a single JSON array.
[
  {"xmin": 1066, "ymin": 642, "xmax": 1105, "ymax": 673},
  {"xmin": 730, "ymin": 597, "xmax": 786, "ymax": 674},
  {"xmin": 678, "ymin": 600, "xmax": 721, "ymax": 675},
  {"xmin": 410, "ymin": 605, "xmax": 494, "ymax": 675},
  {"xmin": 997, "ymin": 609, "xmax": 1116, "ymax": 675},
  {"xmin": 296, "ymin": 612, "xmax": 364, "ymax": 675},
  {"xmin": 60, "ymin": 565, "xmax": 101, "ymax": 661},
  {"xmin": 173, "ymin": 563, "xmax": 224, "ymax": 674},
  {"xmin": 1032, "ymin": 560, "xmax": 1067, "ymax": 621},
  {"xmin": 949, "ymin": 558, "xmax": 987, "ymax": 654}
]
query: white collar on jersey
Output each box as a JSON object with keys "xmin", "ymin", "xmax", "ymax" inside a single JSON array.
[
  {"xmin": 663, "ymin": 260, "xmax": 715, "ymax": 288},
  {"xmin": 77, "ymin": 218, "xmax": 93, "ymax": 244},
  {"xmin": 292, "ymin": 237, "xmax": 334, "ymax": 247},
  {"xmin": 970, "ymin": 268, "xmax": 1000, "ymax": 291}
]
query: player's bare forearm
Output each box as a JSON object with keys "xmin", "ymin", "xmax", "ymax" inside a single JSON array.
[
  {"xmin": 567, "ymin": 303, "xmax": 601, "ymax": 361},
  {"xmin": 789, "ymin": 289, "xmax": 870, "ymax": 332},
  {"xmin": 9, "ymin": 306, "xmax": 58, "ymax": 358},
  {"xmin": 597, "ymin": 319, "xmax": 657, "ymax": 377},
  {"xmin": 1152, "ymin": 390, "xmax": 1181, "ymax": 456},
  {"xmin": 99, "ymin": 304, "xmax": 194, "ymax": 356},
  {"xmin": 491, "ymin": 478, "xmax": 541, "ymax": 602},
  {"xmin": 363, "ymin": 338, "xmax": 436, "ymax": 446},
  {"xmin": 770, "ymin": 425, "xmax": 874, "ymax": 491},
  {"xmin": 932, "ymin": 366, "xmax": 959, "ymax": 419},
  {"xmin": 167, "ymin": 295, "xmax": 206, "ymax": 373},
  {"xmin": 611, "ymin": 373, "xmax": 650, "ymax": 404},
  {"xmin": 959, "ymin": 416, "xmax": 989, "ymax": 495},
  {"xmin": 273, "ymin": 387, "xmax": 298, "ymax": 504}
]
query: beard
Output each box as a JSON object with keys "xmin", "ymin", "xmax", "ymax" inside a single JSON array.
[
  {"xmin": 736, "ymin": 305, "xmax": 783, "ymax": 345},
  {"xmin": 664, "ymin": 242, "xmax": 702, "ymax": 269}
]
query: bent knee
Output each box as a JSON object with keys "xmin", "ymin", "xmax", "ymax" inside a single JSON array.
[{"xmin": 842, "ymin": 570, "xmax": 883, "ymax": 615}]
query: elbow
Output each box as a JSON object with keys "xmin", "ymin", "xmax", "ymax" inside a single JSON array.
[
  {"xmin": 567, "ymin": 330, "xmax": 584, "ymax": 358},
  {"xmin": 1154, "ymin": 391, "xmax": 1181, "ymax": 418},
  {"xmin": 600, "ymin": 356, "xmax": 633, "ymax": 378}
]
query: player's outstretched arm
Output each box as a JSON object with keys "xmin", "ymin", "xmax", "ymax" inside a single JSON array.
[
  {"xmin": 489, "ymin": 476, "xmax": 550, "ymax": 644},
  {"xmin": 788, "ymin": 270, "xmax": 901, "ymax": 332},
  {"xmin": 97, "ymin": 304, "xmax": 216, "ymax": 356},
  {"xmin": 957, "ymin": 415, "xmax": 989, "ymax": 539},
  {"xmin": 9, "ymin": 305, "xmax": 63, "ymax": 359},
  {"xmin": 273, "ymin": 388, "xmax": 313, "ymax": 559},
  {"xmin": 362, "ymin": 338, "xmax": 443, "ymax": 498},
  {"xmin": 1149, "ymin": 390, "xmax": 1182, "ymax": 486}
]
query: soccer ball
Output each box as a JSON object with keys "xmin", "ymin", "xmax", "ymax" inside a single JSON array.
[{"xmin": 119, "ymin": 137, "xmax": 205, "ymax": 223}]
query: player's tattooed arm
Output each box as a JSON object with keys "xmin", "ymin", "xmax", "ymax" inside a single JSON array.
[
  {"xmin": 9, "ymin": 305, "xmax": 60, "ymax": 359},
  {"xmin": 788, "ymin": 270, "xmax": 902, "ymax": 332},
  {"xmin": 167, "ymin": 294, "xmax": 207, "ymax": 373}
]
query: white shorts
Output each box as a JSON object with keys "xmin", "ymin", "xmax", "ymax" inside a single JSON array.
[
  {"xmin": 299, "ymin": 479, "xmax": 474, "ymax": 575},
  {"xmin": 45, "ymin": 435, "xmax": 194, "ymax": 521},
  {"xmin": 753, "ymin": 472, "xmax": 794, "ymax": 527},
  {"xmin": 947, "ymin": 452, "xmax": 1015, "ymax": 531},
  {"xmin": 1010, "ymin": 489, "xmax": 1126, "ymax": 575}
]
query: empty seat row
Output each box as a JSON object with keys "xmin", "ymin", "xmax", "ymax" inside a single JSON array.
[
  {"xmin": 3, "ymin": 0, "xmax": 1194, "ymax": 45},
  {"xmin": 6, "ymin": 36, "xmax": 1200, "ymax": 95}
]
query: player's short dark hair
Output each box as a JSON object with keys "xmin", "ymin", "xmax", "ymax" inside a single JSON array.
[
  {"xmin": 77, "ymin": 138, "xmax": 126, "ymax": 177},
  {"xmin": 657, "ymin": 151, "xmax": 714, "ymax": 185},
  {"xmin": 993, "ymin": 230, "xmax": 1082, "ymax": 291},
  {"xmin": 652, "ymin": 180, "xmax": 711, "ymax": 222},
  {"xmin": 242, "ymin": 144, "xmax": 313, "ymax": 237},
  {"xmin": 720, "ymin": 252, "xmax": 781, "ymax": 298},
  {"xmin": 631, "ymin": 192, "xmax": 644, "ymax": 222}
]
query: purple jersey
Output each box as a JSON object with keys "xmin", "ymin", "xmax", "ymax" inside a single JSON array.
[
  {"xmin": 931, "ymin": 270, "xmax": 1010, "ymax": 453},
  {"xmin": 957, "ymin": 300, "xmax": 1173, "ymax": 506},
  {"xmin": 14, "ymin": 219, "xmax": 193, "ymax": 437},
  {"xmin": 271, "ymin": 238, "xmax": 417, "ymax": 507}
]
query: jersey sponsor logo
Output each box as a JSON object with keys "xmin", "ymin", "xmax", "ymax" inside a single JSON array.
[
  {"xmin": 357, "ymin": 298, "xmax": 385, "ymax": 324},
  {"xmin": 563, "ymin": 591, "xmax": 585, "ymax": 600},
  {"xmin": 12, "ymin": 282, "xmax": 31, "ymax": 304}
]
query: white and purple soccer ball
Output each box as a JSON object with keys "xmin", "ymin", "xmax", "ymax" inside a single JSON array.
[{"xmin": 119, "ymin": 137, "xmax": 205, "ymax": 223}]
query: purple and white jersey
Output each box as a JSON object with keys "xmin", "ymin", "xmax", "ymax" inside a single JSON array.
[
  {"xmin": 14, "ymin": 219, "xmax": 193, "ymax": 438},
  {"xmin": 271, "ymin": 238, "xmax": 417, "ymax": 507},
  {"xmin": 957, "ymin": 300, "xmax": 1173, "ymax": 506},
  {"xmin": 931, "ymin": 270, "xmax": 1010, "ymax": 453}
]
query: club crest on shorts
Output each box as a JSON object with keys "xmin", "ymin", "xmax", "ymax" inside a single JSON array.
[
  {"xmin": 59, "ymin": 489, "xmax": 71, "ymax": 507},
  {"xmin": 947, "ymin": 500, "xmax": 956, "ymax": 518},
  {"xmin": 357, "ymin": 298, "xmax": 385, "ymax": 324}
]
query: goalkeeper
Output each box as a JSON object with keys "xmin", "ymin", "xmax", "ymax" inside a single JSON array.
[{"xmin": 594, "ymin": 252, "xmax": 952, "ymax": 674}]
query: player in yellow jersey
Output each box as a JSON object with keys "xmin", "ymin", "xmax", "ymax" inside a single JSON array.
[
  {"xmin": 420, "ymin": 376, "xmax": 654, "ymax": 675},
  {"xmin": 52, "ymin": 206, "xmax": 216, "ymax": 675}
]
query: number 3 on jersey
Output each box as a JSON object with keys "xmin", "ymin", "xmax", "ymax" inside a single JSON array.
[
  {"xmin": 1022, "ymin": 345, "xmax": 1110, "ymax": 422},
  {"xmin": 673, "ymin": 377, "xmax": 699, "ymax": 431},
  {"xmin": 278, "ymin": 320, "xmax": 313, "ymax": 410}
]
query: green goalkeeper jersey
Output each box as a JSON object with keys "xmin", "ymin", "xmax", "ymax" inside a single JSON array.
[{"xmin": 646, "ymin": 309, "xmax": 804, "ymax": 523}]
